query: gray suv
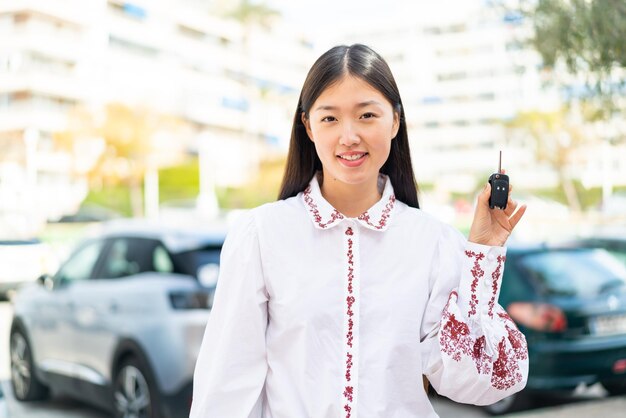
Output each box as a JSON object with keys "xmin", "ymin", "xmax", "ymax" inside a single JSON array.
[{"xmin": 9, "ymin": 220, "xmax": 225, "ymax": 418}]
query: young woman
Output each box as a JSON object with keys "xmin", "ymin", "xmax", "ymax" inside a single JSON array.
[{"xmin": 190, "ymin": 44, "xmax": 528, "ymax": 418}]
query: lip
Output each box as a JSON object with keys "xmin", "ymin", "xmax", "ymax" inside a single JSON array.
[{"xmin": 337, "ymin": 151, "xmax": 368, "ymax": 168}]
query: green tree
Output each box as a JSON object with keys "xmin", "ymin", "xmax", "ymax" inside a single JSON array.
[
  {"xmin": 228, "ymin": 0, "xmax": 279, "ymax": 29},
  {"xmin": 506, "ymin": 109, "xmax": 587, "ymax": 212},
  {"xmin": 520, "ymin": 0, "xmax": 626, "ymax": 114},
  {"xmin": 56, "ymin": 104, "xmax": 185, "ymax": 217}
]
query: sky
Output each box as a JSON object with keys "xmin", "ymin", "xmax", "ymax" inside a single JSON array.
[
  {"xmin": 266, "ymin": 0, "xmax": 407, "ymax": 36},
  {"xmin": 265, "ymin": 0, "xmax": 489, "ymax": 43}
]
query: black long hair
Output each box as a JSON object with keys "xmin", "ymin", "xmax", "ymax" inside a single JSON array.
[{"xmin": 278, "ymin": 44, "xmax": 419, "ymax": 208}]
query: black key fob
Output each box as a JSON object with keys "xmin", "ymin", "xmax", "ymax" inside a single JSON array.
[{"xmin": 489, "ymin": 173, "xmax": 509, "ymax": 209}]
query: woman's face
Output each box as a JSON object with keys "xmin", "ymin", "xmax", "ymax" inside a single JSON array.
[{"xmin": 302, "ymin": 75, "xmax": 400, "ymax": 189}]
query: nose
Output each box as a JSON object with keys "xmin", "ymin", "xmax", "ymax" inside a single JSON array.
[{"xmin": 339, "ymin": 122, "xmax": 360, "ymax": 146}]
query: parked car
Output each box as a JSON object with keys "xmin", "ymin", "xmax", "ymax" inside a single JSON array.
[
  {"xmin": 0, "ymin": 239, "xmax": 58, "ymax": 300},
  {"xmin": 9, "ymin": 220, "xmax": 226, "ymax": 418},
  {"xmin": 0, "ymin": 382, "xmax": 8, "ymax": 418},
  {"xmin": 484, "ymin": 244, "xmax": 626, "ymax": 415},
  {"xmin": 571, "ymin": 236, "xmax": 626, "ymax": 268}
]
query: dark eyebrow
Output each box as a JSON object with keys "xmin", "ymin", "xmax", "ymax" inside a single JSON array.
[{"xmin": 313, "ymin": 100, "xmax": 384, "ymax": 112}]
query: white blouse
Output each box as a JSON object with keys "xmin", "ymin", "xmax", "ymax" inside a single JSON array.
[{"xmin": 190, "ymin": 174, "xmax": 528, "ymax": 418}]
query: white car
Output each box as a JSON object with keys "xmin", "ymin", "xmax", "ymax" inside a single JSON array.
[
  {"xmin": 0, "ymin": 239, "xmax": 58, "ymax": 300},
  {"xmin": 0, "ymin": 383, "xmax": 7, "ymax": 418},
  {"xmin": 10, "ymin": 220, "xmax": 225, "ymax": 418}
]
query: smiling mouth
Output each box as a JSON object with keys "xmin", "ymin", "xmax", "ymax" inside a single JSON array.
[{"xmin": 338, "ymin": 153, "xmax": 368, "ymax": 161}]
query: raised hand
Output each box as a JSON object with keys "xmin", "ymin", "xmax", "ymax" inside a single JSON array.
[{"xmin": 468, "ymin": 170, "xmax": 526, "ymax": 247}]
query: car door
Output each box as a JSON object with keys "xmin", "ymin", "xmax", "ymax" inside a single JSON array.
[
  {"xmin": 27, "ymin": 239, "xmax": 106, "ymax": 388},
  {"xmin": 67, "ymin": 236, "xmax": 172, "ymax": 390}
]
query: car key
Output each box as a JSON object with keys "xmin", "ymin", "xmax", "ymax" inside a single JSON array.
[{"xmin": 488, "ymin": 151, "xmax": 509, "ymax": 210}]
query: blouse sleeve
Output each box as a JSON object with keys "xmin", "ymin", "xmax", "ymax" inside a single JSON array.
[
  {"xmin": 420, "ymin": 225, "xmax": 528, "ymax": 405},
  {"xmin": 190, "ymin": 212, "xmax": 269, "ymax": 418}
]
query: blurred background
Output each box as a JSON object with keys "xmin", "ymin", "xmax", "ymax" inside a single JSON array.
[
  {"xmin": 1, "ymin": 0, "xmax": 625, "ymax": 245},
  {"xmin": 1, "ymin": 0, "xmax": 626, "ymax": 417}
]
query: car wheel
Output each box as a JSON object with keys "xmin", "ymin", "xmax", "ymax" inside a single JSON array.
[
  {"xmin": 483, "ymin": 390, "xmax": 531, "ymax": 416},
  {"xmin": 113, "ymin": 356, "xmax": 161, "ymax": 418},
  {"xmin": 10, "ymin": 328, "xmax": 49, "ymax": 401},
  {"xmin": 603, "ymin": 381, "xmax": 626, "ymax": 396}
]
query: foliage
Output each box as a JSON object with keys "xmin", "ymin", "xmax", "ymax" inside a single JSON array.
[
  {"xmin": 227, "ymin": 0, "xmax": 280, "ymax": 28},
  {"xmin": 216, "ymin": 156, "xmax": 286, "ymax": 208},
  {"xmin": 83, "ymin": 185, "xmax": 134, "ymax": 217},
  {"xmin": 56, "ymin": 103, "xmax": 186, "ymax": 217},
  {"xmin": 532, "ymin": 183, "xmax": 626, "ymax": 210},
  {"xmin": 82, "ymin": 156, "xmax": 288, "ymax": 215},
  {"xmin": 158, "ymin": 159, "xmax": 200, "ymax": 203},
  {"xmin": 505, "ymin": 108, "xmax": 588, "ymax": 212},
  {"xmin": 530, "ymin": 0, "xmax": 626, "ymax": 73},
  {"xmin": 519, "ymin": 0, "xmax": 626, "ymax": 113}
]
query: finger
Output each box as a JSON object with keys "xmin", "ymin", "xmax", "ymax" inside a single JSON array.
[
  {"xmin": 508, "ymin": 183, "xmax": 514, "ymax": 193},
  {"xmin": 509, "ymin": 204, "xmax": 527, "ymax": 230},
  {"xmin": 501, "ymin": 168, "xmax": 506, "ymax": 174},
  {"xmin": 504, "ymin": 198, "xmax": 518, "ymax": 217},
  {"xmin": 492, "ymin": 208, "xmax": 512, "ymax": 230}
]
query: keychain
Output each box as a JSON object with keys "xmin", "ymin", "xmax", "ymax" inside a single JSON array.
[{"xmin": 488, "ymin": 151, "xmax": 509, "ymax": 210}]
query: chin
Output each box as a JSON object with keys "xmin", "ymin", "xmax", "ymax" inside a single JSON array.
[{"xmin": 329, "ymin": 170, "xmax": 376, "ymax": 186}]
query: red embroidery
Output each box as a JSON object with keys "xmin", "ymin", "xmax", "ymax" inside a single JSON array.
[
  {"xmin": 472, "ymin": 336, "xmax": 492, "ymax": 375},
  {"xmin": 498, "ymin": 311, "xmax": 515, "ymax": 324},
  {"xmin": 345, "ymin": 352, "xmax": 353, "ymax": 381},
  {"xmin": 464, "ymin": 251, "xmax": 485, "ymax": 317},
  {"xmin": 491, "ymin": 338, "xmax": 522, "ymax": 390},
  {"xmin": 303, "ymin": 186, "xmax": 344, "ymax": 228},
  {"xmin": 439, "ymin": 248, "xmax": 526, "ymax": 391},
  {"xmin": 343, "ymin": 386, "xmax": 354, "ymax": 402},
  {"xmin": 343, "ymin": 231, "xmax": 356, "ymax": 417},
  {"xmin": 506, "ymin": 325, "xmax": 528, "ymax": 361},
  {"xmin": 440, "ymin": 293, "xmax": 473, "ymax": 361},
  {"xmin": 357, "ymin": 195, "xmax": 396, "ymax": 229},
  {"xmin": 487, "ymin": 255, "xmax": 505, "ymax": 318}
]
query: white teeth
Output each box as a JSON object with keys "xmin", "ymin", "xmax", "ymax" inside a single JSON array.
[{"xmin": 339, "ymin": 153, "xmax": 366, "ymax": 161}]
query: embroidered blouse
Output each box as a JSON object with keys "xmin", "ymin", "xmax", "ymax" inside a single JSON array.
[{"xmin": 190, "ymin": 174, "xmax": 528, "ymax": 418}]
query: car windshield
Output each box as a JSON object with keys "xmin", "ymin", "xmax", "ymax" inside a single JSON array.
[
  {"xmin": 172, "ymin": 245, "xmax": 222, "ymax": 278},
  {"xmin": 518, "ymin": 249, "xmax": 626, "ymax": 297}
]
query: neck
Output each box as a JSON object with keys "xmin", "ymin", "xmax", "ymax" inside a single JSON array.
[{"xmin": 320, "ymin": 173, "xmax": 382, "ymax": 217}]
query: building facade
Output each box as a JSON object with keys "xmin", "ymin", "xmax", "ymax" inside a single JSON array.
[
  {"xmin": 325, "ymin": 0, "xmax": 625, "ymax": 196},
  {"xmin": 0, "ymin": 0, "xmax": 314, "ymax": 235}
]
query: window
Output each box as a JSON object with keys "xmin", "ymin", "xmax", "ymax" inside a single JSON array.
[
  {"xmin": 100, "ymin": 239, "xmax": 140, "ymax": 278},
  {"xmin": 437, "ymin": 72, "xmax": 467, "ymax": 82},
  {"xmin": 56, "ymin": 240, "xmax": 104, "ymax": 283},
  {"xmin": 98, "ymin": 237, "xmax": 174, "ymax": 279},
  {"xmin": 109, "ymin": 35, "xmax": 159, "ymax": 57},
  {"xmin": 519, "ymin": 249, "xmax": 626, "ymax": 297},
  {"xmin": 107, "ymin": 1, "xmax": 147, "ymax": 20},
  {"xmin": 178, "ymin": 24, "xmax": 205, "ymax": 40},
  {"xmin": 153, "ymin": 245, "xmax": 174, "ymax": 273}
]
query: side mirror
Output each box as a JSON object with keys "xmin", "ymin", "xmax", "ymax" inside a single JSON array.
[
  {"xmin": 37, "ymin": 274, "xmax": 54, "ymax": 291},
  {"xmin": 197, "ymin": 263, "xmax": 219, "ymax": 288}
]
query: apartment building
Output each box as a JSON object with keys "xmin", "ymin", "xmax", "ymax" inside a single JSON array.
[
  {"xmin": 0, "ymin": 0, "xmax": 314, "ymax": 234},
  {"xmin": 329, "ymin": 0, "xmax": 626, "ymax": 195}
]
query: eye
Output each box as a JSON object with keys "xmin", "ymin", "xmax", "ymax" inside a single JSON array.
[
  {"xmin": 360, "ymin": 112, "xmax": 376, "ymax": 119},
  {"xmin": 321, "ymin": 116, "xmax": 337, "ymax": 122}
]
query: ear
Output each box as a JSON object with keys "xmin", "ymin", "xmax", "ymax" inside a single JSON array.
[
  {"xmin": 391, "ymin": 111, "xmax": 400, "ymax": 139},
  {"xmin": 301, "ymin": 112, "xmax": 314, "ymax": 141}
]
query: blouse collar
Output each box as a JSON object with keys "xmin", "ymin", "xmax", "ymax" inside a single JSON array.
[{"xmin": 302, "ymin": 173, "xmax": 397, "ymax": 232}]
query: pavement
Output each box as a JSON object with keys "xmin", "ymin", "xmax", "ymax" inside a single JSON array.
[{"xmin": 504, "ymin": 396, "xmax": 626, "ymax": 418}]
